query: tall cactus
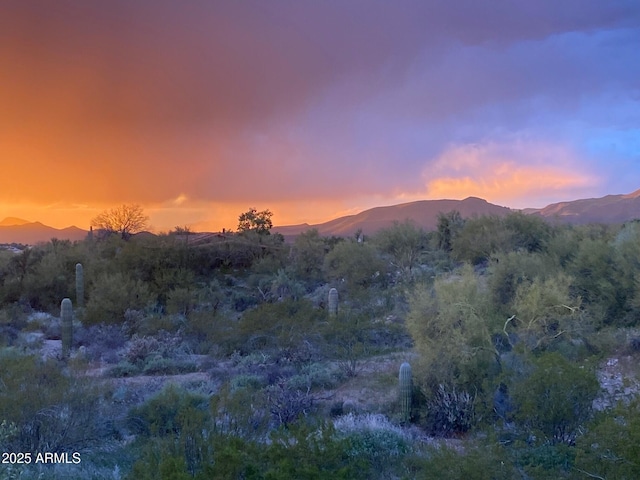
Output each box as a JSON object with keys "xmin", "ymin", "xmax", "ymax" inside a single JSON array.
[
  {"xmin": 399, "ymin": 362, "xmax": 412, "ymax": 423},
  {"xmin": 328, "ymin": 288, "xmax": 338, "ymax": 317},
  {"xmin": 75, "ymin": 263, "xmax": 84, "ymax": 308},
  {"xmin": 61, "ymin": 298, "xmax": 73, "ymax": 359}
]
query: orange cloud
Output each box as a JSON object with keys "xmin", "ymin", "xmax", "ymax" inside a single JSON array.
[{"xmin": 420, "ymin": 140, "xmax": 599, "ymax": 208}]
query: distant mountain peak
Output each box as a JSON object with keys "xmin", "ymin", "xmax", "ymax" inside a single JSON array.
[
  {"xmin": 0, "ymin": 217, "xmax": 31, "ymax": 226},
  {"xmin": 0, "ymin": 220, "xmax": 87, "ymax": 244},
  {"xmin": 622, "ymin": 188, "xmax": 640, "ymax": 199}
]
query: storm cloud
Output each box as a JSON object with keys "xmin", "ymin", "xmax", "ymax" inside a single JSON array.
[{"xmin": 1, "ymin": 1, "xmax": 638, "ymax": 229}]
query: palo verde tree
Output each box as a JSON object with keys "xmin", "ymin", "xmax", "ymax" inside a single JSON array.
[
  {"xmin": 238, "ymin": 208, "xmax": 273, "ymax": 235},
  {"xmin": 91, "ymin": 204, "xmax": 149, "ymax": 240},
  {"xmin": 435, "ymin": 210, "xmax": 465, "ymax": 252},
  {"xmin": 374, "ymin": 220, "xmax": 427, "ymax": 276},
  {"xmin": 407, "ymin": 264, "xmax": 498, "ymax": 390}
]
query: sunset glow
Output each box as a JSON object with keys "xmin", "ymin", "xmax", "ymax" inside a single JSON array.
[{"xmin": 1, "ymin": 2, "xmax": 638, "ymax": 231}]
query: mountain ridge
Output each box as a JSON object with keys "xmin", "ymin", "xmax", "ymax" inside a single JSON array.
[
  {"xmin": 0, "ymin": 221, "xmax": 88, "ymax": 245},
  {"xmin": 0, "ymin": 217, "xmax": 31, "ymax": 227},
  {"xmin": 273, "ymin": 196, "xmax": 513, "ymax": 237},
  {"xmin": 273, "ymin": 190, "xmax": 640, "ymax": 237},
  {"xmin": 2, "ymin": 189, "xmax": 639, "ymax": 244}
]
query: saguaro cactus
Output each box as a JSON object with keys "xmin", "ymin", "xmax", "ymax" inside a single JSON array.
[
  {"xmin": 399, "ymin": 362, "xmax": 412, "ymax": 423},
  {"xmin": 328, "ymin": 288, "xmax": 339, "ymax": 317},
  {"xmin": 61, "ymin": 298, "xmax": 73, "ymax": 359},
  {"xmin": 75, "ymin": 263, "xmax": 84, "ymax": 308}
]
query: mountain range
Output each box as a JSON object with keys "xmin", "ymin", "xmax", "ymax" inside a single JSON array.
[
  {"xmin": 0, "ymin": 219, "xmax": 87, "ymax": 245},
  {"xmin": 272, "ymin": 188, "xmax": 640, "ymax": 237},
  {"xmin": 1, "ymin": 189, "xmax": 639, "ymax": 244}
]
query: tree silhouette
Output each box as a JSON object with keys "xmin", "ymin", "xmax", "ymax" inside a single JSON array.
[
  {"xmin": 91, "ymin": 204, "xmax": 149, "ymax": 240},
  {"xmin": 237, "ymin": 208, "xmax": 273, "ymax": 235}
]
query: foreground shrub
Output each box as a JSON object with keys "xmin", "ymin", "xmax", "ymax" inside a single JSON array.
[
  {"xmin": 575, "ymin": 399, "xmax": 640, "ymax": 479},
  {"xmin": 84, "ymin": 272, "xmax": 154, "ymax": 325},
  {"xmin": 0, "ymin": 351, "xmax": 107, "ymax": 452},
  {"xmin": 266, "ymin": 379, "xmax": 314, "ymax": 427},
  {"xmin": 417, "ymin": 443, "xmax": 517, "ymax": 480},
  {"xmin": 510, "ymin": 352, "xmax": 599, "ymax": 445},
  {"xmin": 128, "ymin": 424, "xmax": 367, "ymax": 480},
  {"xmin": 407, "ymin": 265, "xmax": 498, "ymax": 391},
  {"xmin": 334, "ymin": 413, "xmax": 410, "ymax": 471},
  {"xmin": 127, "ymin": 385, "xmax": 209, "ymax": 438},
  {"xmin": 424, "ymin": 384, "xmax": 476, "ymax": 436}
]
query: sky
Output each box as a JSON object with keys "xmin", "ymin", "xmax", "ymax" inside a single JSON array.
[{"xmin": 1, "ymin": 1, "xmax": 639, "ymax": 231}]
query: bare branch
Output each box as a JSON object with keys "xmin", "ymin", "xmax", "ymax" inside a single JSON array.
[{"xmin": 90, "ymin": 204, "xmax": 149, "ymax": 239}]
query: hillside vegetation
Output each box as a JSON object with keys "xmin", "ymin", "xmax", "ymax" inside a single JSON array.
[{"xmin": 1, "ymin": 212, "xmax": 640, "ymax": 479}]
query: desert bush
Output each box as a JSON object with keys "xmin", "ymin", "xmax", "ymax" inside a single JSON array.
[
  {"xmin": 342, "ymin": 427, "xmax": 409, "ymax": 472},
  {"xmin": 0, "ymin": 303, "xmax": 28, "ymax": 330},
  {"xmin": 423, "ymin": 384, "xmax": 476, "ymax": 436},
  {"xmin": 235, "ymin": 299, "xmax": 324, "ymax": 354},
  {"xmin": 373, "ymin": 220, "xmax": 428, "ymax": 279},
  {"xmin": 123, "ymin": 334, "xmax": 160, "ymax": 364},
  {"xmin": 510, "ymin": 442, "xmax": 576, "ymax": 479},
  {"xmin": 451, "ymin": 215, "xmax": 513, "ymax": 265},
  {"xmin": 166, "ymin": 286, "xmax": 197, "ymax": 316},
  {"xmin": 575, "ymin": 399, "xmax": 640, "ymax": 479},
  {"xmin": 184, "ymin": 310, "xmax": 236, "ymax": 355},
  {"xmin": 323, "ymin": 240, "xmax": 387, "ymax": 293},
  {"xmin": 488, "ymin": 251, "xmax": 557, "ymax": 311},
  {"xmin": 129, "ymin": 423, "xmax": 365, "ymax": 480},
  {"xmin": 108, "ymin": 361, "xmax": 140, "ymax": 377},
  {"xmin": 127, "ymin": 385, "xmax": 211, "ymax": 477},
  {"xmin": 503, "ymin": 212, "xmax": 552, "ymax": 253},
  {"xmin": 407, "ymin": 264, "xmax": 499, "ymax": 391},
  {"xmin": 268, "ymin": 268, "xmax": 306, "ymax": 301},
  {"xmin": 256, "ymin": 424, "xmax": 366, "ymax": 480},
  {"xmin": 230, "ymin": 287, "xmax": 259, "ymax": 311},
  {"xmin": 209, "ymin": 384, "xmax": 270, "ymax": 438},
  {"xmin": 75, "ymin": 323, "xmax": 127, "ymax": 362},
  {"xmin": 290, "ymin": 228, "xmax": 327, "ymax": 284},
  {"xmin": 84, "ymin": 272, "xmax": 154, "ymax": 325},
  {"xmin": 509, "ymin": 272, "xmax": 586, "ymax": 352},
  {"xmin": 333, "ymin": 412, "xmax": 411, "ymax": 471},
  {"xmin": 142, "ymin": 356, "xmax": 197, "ymax": 376},
  {"xmin": 127, "ymin": 385, "xmax": 209, "ymax": 438},
  {"xmin": 287, "ymin": 362, "xmax": 341, "ymax": 391},
  {"xmin": 230, "ymin": 373, "xmax": 267, "ymax": 392},
  {"xmin": 266, "ymin": 379, "xmax": 314, "ymax": 427},
  {"xmin": 509, "ymin": 352, "xmax": 599, "ymax": 445},
  {"xmin": 276, "ymin": 340, "xmax": 319, "ymax": 365},
  {"xmin": 122, "ymin": 331, "xmax": 186, "ymax": 366},
  {"xmin": 0, "ymin": 351, "xmax": 107, "ymax": 452},
  {"xmin": 417, "ymin": 443, "xmax": 517, "ymax": 480},
  {"xmin": 568, "ymin": 237, "xmax": 629, "ymax": 326},
  {"xmin": 19, "ymin": 241, "xmax": 79, "ymax": 311}
]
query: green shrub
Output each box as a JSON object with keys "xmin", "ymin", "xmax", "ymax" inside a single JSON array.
[
  {"xmin": 418, "ymin": 444, "xmax": 517, "ymax": 480},
  {"xmin": 236, "ymin": 299, "xmax": 324, "ymax": 354},
  {"xmin": 512, "ymin": 442, "xmax": 576, "ymax": 478},
  {"xmin": 127, "ymin": 385, "xmax": 208, "ymax": 437},
  {"xmin": 345, "ymin": 428, "xmax": 409, "ymax": 471},
  {"xmin": 84, "ymin": 272, "xmax": 154, "ymax": 325},
  {"xmin": 488, "ymin": 251, "xmax": 556, "ymax": 311},
  {"xmin": 575, "ymin": 399, "xmax": 640, "ymax": 480},
  {"xmin": 509, "ymin": 352, "xmax": 599, "ymax": 445},
  {"xmin": 108, "ymin": 360, "xmax": 140, "ymax": 377},
  {"xmin": 142, "ymin": 356, "xmax": 197, "ymax": 375},
  {"xmin": 323, "ymin": 241, "xmax": 387, "ymax": 292},
  {"xmin": 0, "ymin": 351, "xmax": 106, "ymax": 452},
  {"xmin": 230, "ymin": 373, "xmax": 267, "ymax": 392},
  {"xmin": 407, "ymin": 264, "xmax": 499, "ymax": 391},
  {"xmin": 287, "ymin": 363, "xmax": 341, "ymax": 390}
]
